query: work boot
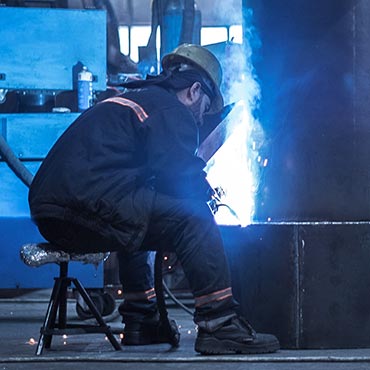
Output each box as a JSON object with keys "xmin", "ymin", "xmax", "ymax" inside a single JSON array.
[
  {"xmin": 195, "ymin": 316, "xmax": 280, "ymax": 355},
  {"xmin": 122, "ymin": 318, "xmax": 180, "ymax": 345}
]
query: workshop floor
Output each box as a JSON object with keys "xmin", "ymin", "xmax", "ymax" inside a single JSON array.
[{"xmin": 1, "ymin": 290, "xmax": 370, "ymax": 370}]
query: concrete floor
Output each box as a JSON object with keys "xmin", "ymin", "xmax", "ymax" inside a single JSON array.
[{"xmin": 1, "ymin": 290, "xmax": 370, "ymax": 370}]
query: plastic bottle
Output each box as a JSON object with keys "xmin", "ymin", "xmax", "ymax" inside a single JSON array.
[{"xmin": 77, "ymin": 66, "xmax": 93, "ymax": 112}]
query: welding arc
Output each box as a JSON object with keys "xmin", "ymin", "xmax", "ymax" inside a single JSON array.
[{"xmin": 0, "ymin": 133, "xmax": 33, "ymax": 187}]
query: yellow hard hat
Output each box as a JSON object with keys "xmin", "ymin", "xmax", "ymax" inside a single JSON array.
[{"xmin": 162, "ymin": 43, "xmax": 224, "ymax": 113}]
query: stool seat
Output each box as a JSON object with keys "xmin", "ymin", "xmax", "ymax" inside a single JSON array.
[
  {"xmin": 20, "ymin": 243, "xmax": 109, "ymax": 267},
  {"xmin": 20, "ymin": 242, "xmax": 121, "ymax": 355}
]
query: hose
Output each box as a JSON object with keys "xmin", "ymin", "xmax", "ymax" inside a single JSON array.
[
  {"xmin": 163, "ymin": 280, "xmax": 193, "ymax": 315},
  {"xmin": 0, "ymin": 133, "xmax": 33, "ymax": 188}
]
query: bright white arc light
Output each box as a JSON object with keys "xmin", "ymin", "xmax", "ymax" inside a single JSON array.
[
  {"xmin": 204, "ymin": 34, "xmax": 263, "ymax": 227},
  {"xmin": 206, "ymin": 101, "xmax": 256, "ymax": 227}
]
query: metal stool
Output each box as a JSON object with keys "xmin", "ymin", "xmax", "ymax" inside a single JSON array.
[{"xmin": 20, "ymin": 243, "xmax": 121, "ymax": 355}]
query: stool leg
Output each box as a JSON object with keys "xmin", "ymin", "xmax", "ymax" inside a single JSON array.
[
  {"xmin": 44, "ymin": 262, "xmax": 69, "ymax": 349},
  {"xmin": 36, "ymin": 277, "xmax": 63, "ymax": 355},
  {"xmin": 72, "ymin": 278, "xmax": 121, "ymax": 350},
  {"xmin": 58, "ymin": 263, "xmax": 69, "ymax": 329}
]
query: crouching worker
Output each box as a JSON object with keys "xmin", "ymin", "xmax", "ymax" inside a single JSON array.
[{"xmin": 28, "ymin": 43, "xmax": 280, "ymax": 355}]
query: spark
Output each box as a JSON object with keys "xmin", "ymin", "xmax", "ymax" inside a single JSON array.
[{"xmin": 26, "ymin": 338, "xmax": 37, "ymax": 345}]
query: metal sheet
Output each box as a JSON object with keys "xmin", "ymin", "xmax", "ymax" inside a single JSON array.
[
  {"xmin": 0, "ymin": 161, "xmax": 39, "ymax": 217},
  {"xmin": 1, "ymin": 113, "xmax": 79, "ymax": 159},
  {"xmin": 222, "ymin": 223, "xmax": 370, "ymax": 349},
  {"xmin": 299, "ymin": 224, "xmax": 370, "ymax": 349},
  {"xmin": 221, "ymin": 224, "xmax": 298, "ymax": 348}
]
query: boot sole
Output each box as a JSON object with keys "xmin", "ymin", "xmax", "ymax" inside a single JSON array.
[
  {"xmin": 195, "ymin": 336, "xmax": 280, "ymax": 355},
  {"xmin": 122, "ymin": 331, "xmax": 172, "ymax": 346},
  {"xmin": 122, "ymin": 331, "xmax": 153, "ymax": 345}
]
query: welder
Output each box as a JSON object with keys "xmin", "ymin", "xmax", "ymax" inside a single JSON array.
[{"xmin": 28, "ymin": 43, "xmax": 280, "ymax": 355}]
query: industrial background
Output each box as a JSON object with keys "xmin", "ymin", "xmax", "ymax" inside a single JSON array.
[{"xmin": 1, "ymin": 0, "xmax": 370, "ymax": 361}]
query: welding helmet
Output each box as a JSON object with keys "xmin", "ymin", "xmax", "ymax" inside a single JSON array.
[{"xmin": 162, "ymin": 43, "xmax": 224, "ymax": 113}]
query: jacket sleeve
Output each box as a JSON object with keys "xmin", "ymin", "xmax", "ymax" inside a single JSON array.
[{"xmin": 145, "ymin": 105, "xmax": 211, "ymax": 200}]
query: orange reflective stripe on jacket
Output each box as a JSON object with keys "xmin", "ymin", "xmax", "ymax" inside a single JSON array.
[
  {"xmin": 122, "ymin": 288, "xmax": 156, "ymax": 301},
  {"xmin": 194, "ymin": 287, "xmax": 233, "ymax": 307},
  {"xmin": 102, "ymin": 97, "xmax": 149, "ymax": 123}
]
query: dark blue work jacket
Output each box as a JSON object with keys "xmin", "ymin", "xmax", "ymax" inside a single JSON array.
[{"xmin": 29, "ymin": 85, "xmax": 208, "ymax": 252}]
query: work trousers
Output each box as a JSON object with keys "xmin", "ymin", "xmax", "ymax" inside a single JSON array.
[
  {"xmin": 36, "ymin": 192, "xmax": 238, "ymax": 326},
  {"xmin": 118, "ymin": 192, "xmax": 238, "ymax": 325}
]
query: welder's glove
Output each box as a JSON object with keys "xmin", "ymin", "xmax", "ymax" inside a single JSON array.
[{"xmin": 155, "ymin": 170, "xmax": 214, "ymax": 202}]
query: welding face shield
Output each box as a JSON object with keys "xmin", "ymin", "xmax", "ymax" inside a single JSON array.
[{"xmin": 162, "ymin": 44, "xmax": 224, "ymax": 113}]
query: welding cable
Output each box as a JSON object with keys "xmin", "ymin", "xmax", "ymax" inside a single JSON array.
[
  {"xmin": 160, "ymin": 252, "xmax": 193, "ymax": 315},
  {"xmin": 215, "ymin": 203, "xmax": 241, "ymax": 224},
  {"xmin": 0, "ymin": 133, "xmax": 33, "ymax": 187},
  {"xmin": 162, "ymin": 280, "xmax": 193, "ymax": 316}
]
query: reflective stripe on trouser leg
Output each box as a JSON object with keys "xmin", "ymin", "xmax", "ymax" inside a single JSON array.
[
  {"xmin": 122, "ymin": 288, "xmax": 156, "ymax": 301},
  {"xmin": 118, "ymin": 251, "xmax": 158, "ymax": 324},
  {"xmin": 118, "ymin": 287, "xmax": 158, "ymax": 324},
  {"xmin": 194, "ymin": 287, "xmax": 233, "ymax": 308},
  {"xmin": 140, "ymin": 193, "xmax": 238, "ymax": 322}
]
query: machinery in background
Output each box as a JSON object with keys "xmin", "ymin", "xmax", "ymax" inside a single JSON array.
[
  {"xmin": 138, "ymin": 0, "xmax": 201, "ymax": 75},
  {"xmin": 0, "ymin": 6, "xmax": 106, "ymax": 113},
  {"xmin": 0, "ymin": 7, "xmax": 108, "ymax": 301}
]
